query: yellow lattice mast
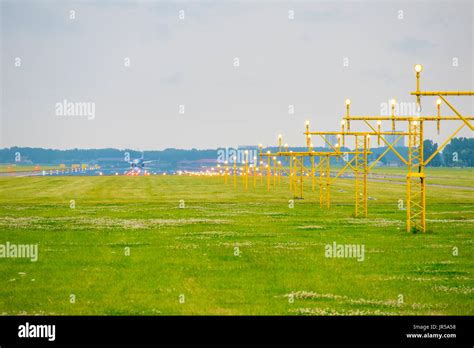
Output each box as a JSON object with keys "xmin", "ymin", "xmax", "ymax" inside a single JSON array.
[
  {"xmin": 319, "ymin": 154, "xmax": 331, "ymax": 208},
  {"xmin": 258, "ymin": 125, "xmax": 374, "ymax": 206},
  {"xmin": 306, "ymin": 116, "xmax": 409, "ymax": 218},
  {"xmin": 225, "ymin": 65, "xmax": 472, "ymax": 234},
  {"xmin": 344, "ymin": 64, "xmax": 474, "ymax": 232},
  {"xmin": 406, "ymin": 118, "xmax": 425, "ymax": 232}
]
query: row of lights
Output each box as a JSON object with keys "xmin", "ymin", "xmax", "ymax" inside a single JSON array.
[{"xmin": 270, "ymin": 65, "xmax": 438, "ymax": 148}]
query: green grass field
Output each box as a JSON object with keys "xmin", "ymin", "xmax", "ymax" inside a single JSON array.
[{"xmin": 0, "ymin": 169, "xmax": 472, "ymax": 315}]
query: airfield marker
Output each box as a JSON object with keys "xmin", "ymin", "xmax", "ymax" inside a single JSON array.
[
  {"xmin": 344, "ymin": 64, "xmax": 474, "ymax": 232},
  {"xmin": 233, "ymin": 156, "xmax": 237, "ymax": 189},
  {"xmin": 218, "ymin": 65, "xmax": 472, "ymax": 233}
]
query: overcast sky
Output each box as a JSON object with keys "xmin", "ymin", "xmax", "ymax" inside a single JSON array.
[{"xmin": 1, "ymin": 0, "xmax": 473, "ymax": 150}]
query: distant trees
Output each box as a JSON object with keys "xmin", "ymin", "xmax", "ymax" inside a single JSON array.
[
  {"xmin": 367, "ymin": 138, "xmax": 472, "ymax": 167},
  {"xmin": 423, "ymin": 140, "xmax": 441, "ymax": 167},
  {"xmin": 0, "ymin": 137, "xmax": 473, "ymax": 168},
  {"xmin": 0, "ymin": 147, "xmax": 218, "ymax": 167},
  {"xmin": 442, "ymin": 137, "xmax": 474, "ymax": 167}
]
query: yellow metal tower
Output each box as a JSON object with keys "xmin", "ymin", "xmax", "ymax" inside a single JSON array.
[
  {"xmin": 354, "ymin": 135, "xmax": 369, "ymax": 218},
  {"xmin": 344, "ymin": 64, "xmax": 473, "ymax": 232},
  {"xmin": 225, "ymin": 65, "xmax": 472, "ymax": 234},
  {"xmin": 406, "ymin": 119, "xmax": 425, "ymax": 232}
]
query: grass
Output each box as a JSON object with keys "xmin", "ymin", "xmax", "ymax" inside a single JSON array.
[
  {"xmin": 369, "ymin": 167, "xmax": 474, "ymax": 187},
  {"xmin": 0, "ymin": 169, "xmax": 472, "ymax": 315}
]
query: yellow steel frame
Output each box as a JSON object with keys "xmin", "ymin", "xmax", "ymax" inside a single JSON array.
[
  {"xmin": 354, "ymin": 135, "xmax": 369, "ymax": 217},
  {"xmin": 273, "ymin": 150, "xmax": 361, "ymax": 203},
  {"xmin": 307, "ymin": 131, "xmax": 402, "ymax": 217},
  {"xmin": 406, "ymin": 120, "xmax": 425, "ymax": 232},
  {"xmin": 319, "ymin": 154, "xmax": 331, "ymax": 208},
  {"xmin": 345, "ymin": 113, "xmax": 472, "ymax": 232},
  {"xmin": 293, "ymin": 156, "xmax": 304, "ymax": 199},
  {"xmin": 225, "ymin": 65, "xmax": 472, "ymax": 235},
  {"xmin": 344, "ymin": 65, "xmax": 474, "ymax": 232}
]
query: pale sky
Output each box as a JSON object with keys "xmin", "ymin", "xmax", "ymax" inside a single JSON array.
[{"xmin": 1, "ymin": 0, "xmax": 473, "ymax": 150}]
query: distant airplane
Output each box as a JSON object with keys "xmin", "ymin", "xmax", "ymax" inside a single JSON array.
[{"xmin": 126, "ymin": 153, "xmax": 158, "ymax": 176}]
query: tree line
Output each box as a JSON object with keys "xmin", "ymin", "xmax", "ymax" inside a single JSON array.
[{"xmin": 0, "ymin": 137, "xmax": 472, "ymax": 168}]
